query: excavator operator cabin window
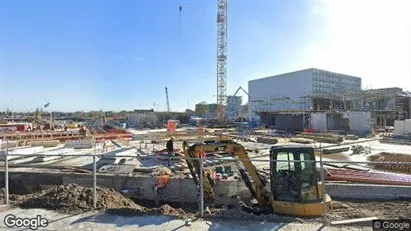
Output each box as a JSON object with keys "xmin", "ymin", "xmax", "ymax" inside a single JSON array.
[
  {"xmin": 276, "ymin": 152, "xmax": 295, "ymax": 171},
  {"xmin": 274, "ymin": 151, "xmax": 298, "ymax": 202}
]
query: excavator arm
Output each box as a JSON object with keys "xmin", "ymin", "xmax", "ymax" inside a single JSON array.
[
  {"xmin": 182, "ymin": 139, "xmax": 271, "ymax": 206},
  {"xmin": 182, "ymin": 141, "xmax": 216, "ymax": 201}
]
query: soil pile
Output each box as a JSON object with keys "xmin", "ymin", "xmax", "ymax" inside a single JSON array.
[
  {"xmin": 0, "ymin": 184, "xmax": 188, "ymax": 218},
  {"xmin": 17, "ymin": 184, "xmax": 146, "ymax": 214}
]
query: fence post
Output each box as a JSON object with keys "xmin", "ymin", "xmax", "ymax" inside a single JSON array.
[
  {"xmin": 5, "ymin": 140, "xmax": 9, "ymax": 205},
  {"xmin": 319, "ymin": 143, "xmax": 328, "ymax": 224},
  {"xmin": 199, "ymin": 157, "xmax": 204, "ymax": 217},
  {"xmin": 93, "ymin": 144, "xmax": 97, "ymax": 209}
]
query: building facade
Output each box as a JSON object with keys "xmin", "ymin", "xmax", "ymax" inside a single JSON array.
[
  {"xmin": 248, "ymin": 68, "xmax": 362, "ymax": 123},
  {"xmin": 226, "ymin": 96, "xmax": 242, "ymax": 120},
  {"xmin": 194, "ymin": 103, "xmax": 209, "ymax": 117},
  {"xmin": 194, "ymin": 103, "xmax": 218, "ymax": 119}
]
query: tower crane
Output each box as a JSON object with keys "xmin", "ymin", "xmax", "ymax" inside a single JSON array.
[
  {"xmin": 165, "ymin": 87, "xmax": 171, "ymax": 112},
  {"xmin": 216, "ymin": 0, "xmax": 228, "ymax": 123},
  {"xmin": 178, "ymin": 0, "xmax": 228, "ymax": 122}
]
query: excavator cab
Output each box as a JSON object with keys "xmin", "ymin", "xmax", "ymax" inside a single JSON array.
[{"xmin": 270, "ymin": 145, "xmax": 332, "ymax": 216}]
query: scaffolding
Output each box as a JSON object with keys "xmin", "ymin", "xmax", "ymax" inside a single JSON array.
[{"xmin": 250, "ymin": 88, "xmax": 410, "ymax": 125}]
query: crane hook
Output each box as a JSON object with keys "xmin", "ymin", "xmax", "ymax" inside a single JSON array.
[{"xmin": 179, "ymin": 5, "xmax": 183, "ymax": 35}]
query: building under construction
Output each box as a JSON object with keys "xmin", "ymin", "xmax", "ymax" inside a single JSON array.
[{"xmin": 248, "ymin": 68, "xmax": 411, "ymax": 134}]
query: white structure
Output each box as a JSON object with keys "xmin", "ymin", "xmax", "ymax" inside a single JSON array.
[
  {"xmin": 226, "ymin": 96, "xmax": 242, "ymax": 120},
  {"xmin": 394, "ymin": 119, "xmax": 411, "ymax": 135},
  {"xmin": 311, "ymin": 111, "xmax": 372, "ymax": 134},
  {"xmin": 248, "ymin": 68, "xmax": 362, "ymax": 122}
]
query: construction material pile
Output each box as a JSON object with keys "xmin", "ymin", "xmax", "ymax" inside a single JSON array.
[
  {"xmin": 256, "ymin": 136, "xmax": 278, "ymax": 144},
  {"xmin": 351, "ymin": 145, "xmax": 365, "ymax": 154},
  {"xmin": 0, "ymin": 184, "xmax": 187, "ymax": 218},
  {"xmin": 368, "ymin": 152, "xmax": 411, "ymax": 174},
  {"xmin": 296, "ymin": 133, "xmax": 344, "ymax": 143},
  {"xmin": 290, "ymin": 137, "xmax": 312, "ymax": 144}
]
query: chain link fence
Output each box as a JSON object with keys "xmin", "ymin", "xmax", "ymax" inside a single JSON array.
[{"xmin": 0, "ymin": 139, "xmax": 411, "ymax": 226}]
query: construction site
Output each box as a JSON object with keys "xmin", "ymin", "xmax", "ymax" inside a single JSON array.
[
  {"xmin": 0, "ymin": 123, "xmax": 411, "ymax": 227},
  {"xmin": 0, "ymin": 0, "xmax": 411, "ymax": 229}
]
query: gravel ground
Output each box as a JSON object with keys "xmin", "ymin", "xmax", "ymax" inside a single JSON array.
[{"xmin": 0, "ymin": 207, "xmax": 372, "ymax": 231}]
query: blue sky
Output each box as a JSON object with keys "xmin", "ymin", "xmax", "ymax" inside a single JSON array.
[{"xmin": 1, "ymin": 0, "xmax": 410, "ymax": 112}]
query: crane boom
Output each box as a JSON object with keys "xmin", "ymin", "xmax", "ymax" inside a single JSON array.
[
  {"xmin": 234, "ymin": 86, "xmax": 249, "ymax": 96},
  {"xmin": 165, "ymin": 87, "xmax": 170, "ymax": 112}
]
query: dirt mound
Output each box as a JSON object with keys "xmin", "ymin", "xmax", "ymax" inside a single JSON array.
[
  {"xmin": 0, "ymin": 184, "xmax": 188, "ymax": 218},
  {"xmin": 17, "ymin": 184, "xmax": 145, "ymax": 214}
]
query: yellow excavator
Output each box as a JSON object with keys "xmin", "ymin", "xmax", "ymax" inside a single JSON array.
[{"xmin": 182, "ymin": 139, "xmax": 332, "ymax": 217}]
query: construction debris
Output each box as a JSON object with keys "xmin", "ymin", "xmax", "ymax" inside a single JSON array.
[{"xmin": 351, "ymin": 145, "xmax": 365, "ymax": 154}]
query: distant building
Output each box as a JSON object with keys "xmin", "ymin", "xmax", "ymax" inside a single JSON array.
[
  {"xmin": 226, "ymin": 96, "xmax": 242, "ymax": 120},
  {"xmin": 207, "ymin": 104, "xmax": 218, "ymax": 119},
  {"xmin": 195, "ymin": 103, "xmax": 209, "ymax": 117},
  {"xmin": 360, "ymin": 88, "xmax": 411, "ymax": 126},
  {"xmin": 133, "ymin": 109, "xmax": 154, "ymax": 113},
  {"xmin": 248, "ymin": 68, "xmax": 362, "ymax": 123},
  {"xmin": 127, "ymin": 114, "xmax": 139, "ymax": 128},
  {"xmin": 247, "ymin": 68, "xmax": 411, "ymax": 134},
  {"xmin": 0, "ymin": 123, "xmax": 30, "ymax": 132}
]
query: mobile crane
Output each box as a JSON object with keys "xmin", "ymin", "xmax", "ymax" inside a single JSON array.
[{"xmin": 182, "ymin": 139, "xmax": 332, "ymax": 217}]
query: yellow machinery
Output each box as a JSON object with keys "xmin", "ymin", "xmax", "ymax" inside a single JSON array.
[{"xmin": 182, "ymin": 139, "xmax": 332, "ymax": 217}]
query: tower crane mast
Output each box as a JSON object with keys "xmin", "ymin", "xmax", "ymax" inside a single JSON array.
[{"xmin": 216, "ymin": 0, "xmax": 228, "ymax": 122}]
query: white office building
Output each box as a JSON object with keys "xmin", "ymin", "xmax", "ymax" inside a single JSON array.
[{"xmin": 248, "ymin": 68, "xmax": 362, "ymax": 130}]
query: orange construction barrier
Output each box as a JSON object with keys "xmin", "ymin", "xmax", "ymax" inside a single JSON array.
[{"xmin": 167, "ymin": 120, "xmax": 177, "ymax": 133}]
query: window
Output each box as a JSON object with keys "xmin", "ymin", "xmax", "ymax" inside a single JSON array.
[
  {"xmin": 300, "ymin": 152, "xmax": 306, "ymax": 170},
  {"xmin": 299, "ymin": 152, "xmax": 314, "ymax": 172},
  {"xmin": 276, "ymin": 152, "xmax": 295, "ymax": 171}
]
